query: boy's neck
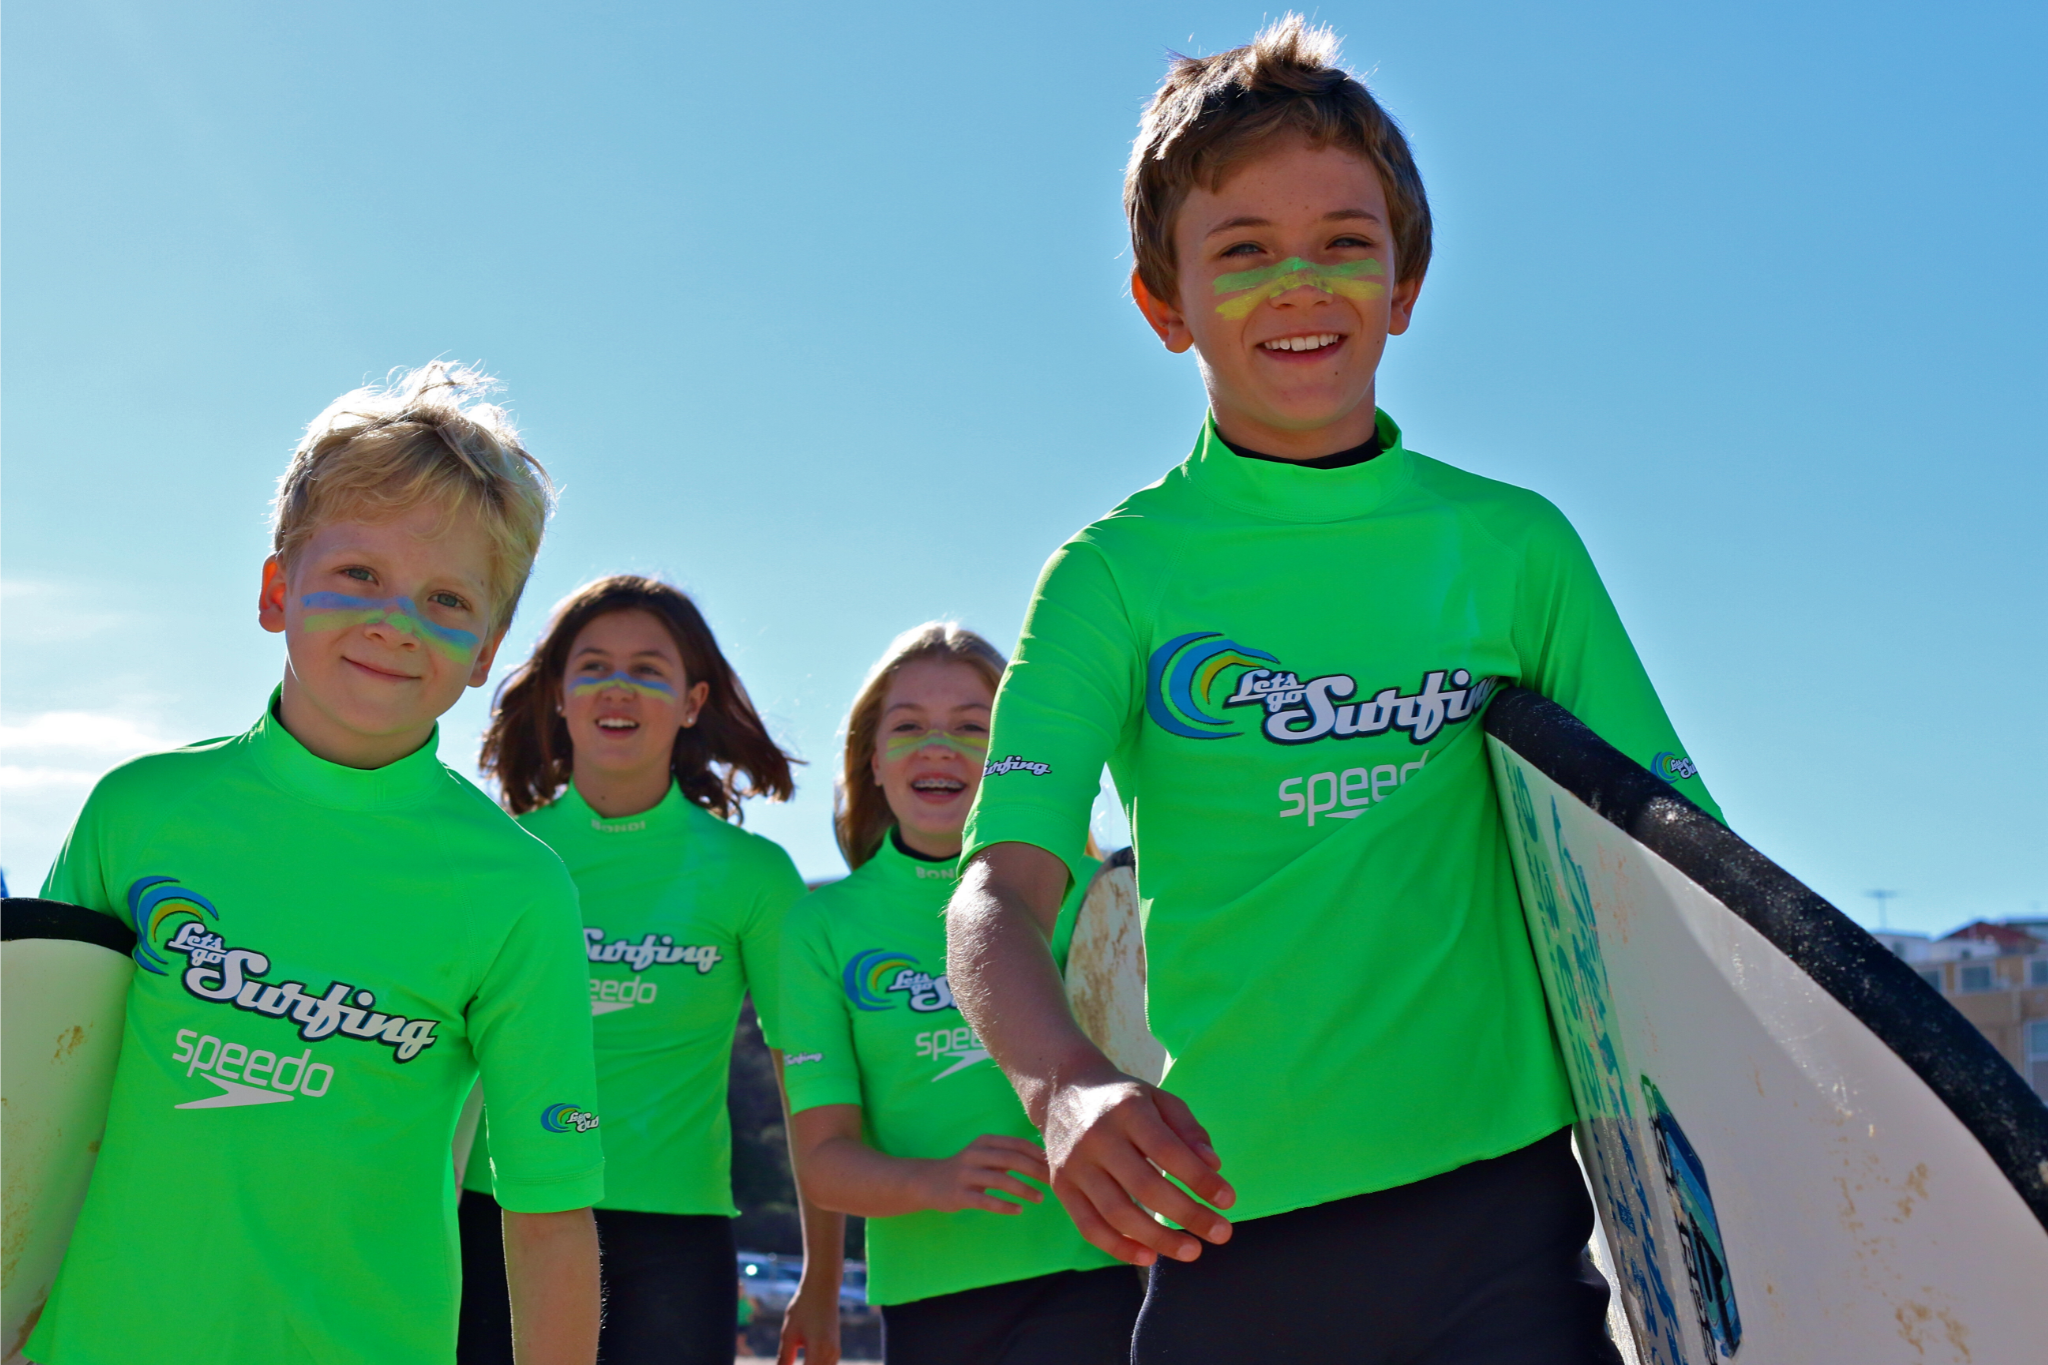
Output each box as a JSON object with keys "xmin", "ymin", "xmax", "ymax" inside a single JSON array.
[
  {"xmin": 275, "ymin": 676, "xmax": 437, "ymax": 770},
  {"xmin": 1210, "ymin": 387, "xmax": 1381, "ymax": 462}
]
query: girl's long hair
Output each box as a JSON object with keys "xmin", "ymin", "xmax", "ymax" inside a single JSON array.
[
  {"xmin": 834, "ymin": 622, "xmax": 1007, "ymax": 870},
  {"xmin": 482, "ymin": 575, "xmax": 797, "ymax": 819}
]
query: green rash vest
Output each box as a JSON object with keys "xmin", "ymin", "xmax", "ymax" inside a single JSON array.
[
  {"xmin": 462, "ymin": 783, "xmax": 807, "ymax": 1215},
  {"xmin": 962, "ymin": 412, "xmax": 1720, "ymax": 1227},
  {"xmin": 778, "ymin": 834, "xmax": 1114, "ymax": 1306},
  {"xmin": 28, "ymin": 698, "xmax": 603, "ymax": 1365}
]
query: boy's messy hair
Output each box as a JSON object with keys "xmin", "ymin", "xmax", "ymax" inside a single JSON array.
[
  {"xmin": 1125, "ymin": 14, "xmax": 1432, "ymax": 307},
  {"xmin": 272, "ymin": 362, "xmax": 554, "ymax": 626}
]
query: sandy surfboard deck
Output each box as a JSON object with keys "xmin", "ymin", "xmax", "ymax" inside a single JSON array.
[
  {"xmin": 1485, "ymin": 687, "xmax": 2048, "ymax": 1364},
  {"xmin": 2, "ymin": 899, "xmax": 136, "ymax": 1365},
  {"xmin": 1064, "ymin": 849, "xmax": 1166, "ymax": 1087}
]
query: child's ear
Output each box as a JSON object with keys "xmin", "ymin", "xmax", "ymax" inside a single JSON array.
[
  {"xmin": 468, "ymin": 624, "xmax": 512, "ymax": 689},
  {"xmin": 1131, "ymin": 269, "xmax": 1195, "ymax": 355},
  {"xmin": 258, "ymin": 556, "xmax": 290, "ymax": 635},
  {"xmin": 681, "ymin": 679, "xmax": 710, "ymax": 729},
  {"xmin": 1386, "ymin": 269, "xmax": 1425, "ymax": 338}
]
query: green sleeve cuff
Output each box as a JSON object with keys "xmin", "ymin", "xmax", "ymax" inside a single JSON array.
[
  {"xmin": 961, "ymin": 800, "xmax": 1095, "ymax": 896},
  {"xmin": 784, "ymin": 1072, "xmax": 863, "ymax": 1114},
  {"xmin": 492, "ymin": 1163, "xmax": 606, "ymax": 1214}
]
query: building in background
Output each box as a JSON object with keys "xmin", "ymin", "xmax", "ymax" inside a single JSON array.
[{"xmin": 1873, "ymin": 920, "xmax": 2048, "ymax": 1098}]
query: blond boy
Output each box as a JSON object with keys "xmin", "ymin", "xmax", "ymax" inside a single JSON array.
[
  {"xmin": 29, "ymin": 365, "xmax": 604, "ymax": 1365},
  {"xmin": 952, "ymin": 20, "xmax": 1718, "ymax": 1362}
]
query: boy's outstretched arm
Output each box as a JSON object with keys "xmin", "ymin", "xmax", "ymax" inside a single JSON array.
[
  {"xmin": 503, "ymin": 1208, "xmax": 601, "ymax": 1365},
  {"xmin": 947, "ymin": 843, "xmax": 1235, "ymax": 1266}
]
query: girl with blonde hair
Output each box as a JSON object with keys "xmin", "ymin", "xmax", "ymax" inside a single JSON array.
[{"xmin": 774, "ymin": 623, "xmax": 1140, "ymax": 1365}]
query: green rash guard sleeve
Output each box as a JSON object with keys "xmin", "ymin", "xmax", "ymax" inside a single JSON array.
[
  {"xmin": 778, "ymin": 899, "xmax": 866, "ymax": 1112},
  {"xmin": 740, "ymin": 853, "xmax": 808, "ymax": 1050},
  {"xmin": 469, "ymin": 877, "xmax": 608, "ymax": 1212},
  {"xmin": 963, "ymin": 538, "xmax": 1134, "ymax": 883},
  {"xmin": 41, "ymin": 785, "xmax": 114, "ymax": 907},
  {"xmin": 1509, "ymin": 501, "xmax": 1722, "ymax": 820}
]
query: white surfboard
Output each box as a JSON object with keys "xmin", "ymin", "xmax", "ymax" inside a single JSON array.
[
  {"xmin": 2, "ymin": 899, "xmax": 136, "ymax": 1365},
  {"xmin": 1064, "ymin": 851, "xmax": 1167, "ymax": 1086},
  {"xmin": 1485, "ymin": 688, "xmax": 2048, "ymax": 1364}
]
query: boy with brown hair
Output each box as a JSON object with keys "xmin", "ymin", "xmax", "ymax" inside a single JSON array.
[
  {"xmin": 950, "ymin": 18, "xmax": 1718, "ymax": 1362},
  {"xmin": 29, "ymin": 364, "xmax": 605, "ymax": 1365}
]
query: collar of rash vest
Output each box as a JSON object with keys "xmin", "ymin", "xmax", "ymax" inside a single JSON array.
[
  {"xmin": 249, "ymin": 687, "xmax": 446, "ymax": 812},
  {"xmin": 1182, "ymin": 408, "xmax": 1413, "ymax": 524},
  {"xmin": 554, "ymin": 778, "xmax": 696, "ymax": 837}
]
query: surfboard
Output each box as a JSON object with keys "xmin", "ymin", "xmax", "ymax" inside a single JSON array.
[
  {"xmin": 1485, "ymin": 687, "xmax": 2048, "ymax": 1364},
  {"xmin": 452, "ymin": 1078, "xmax": 485, "ymax": 1188},
  {"xmin": 1064, "ymin": 849, "xmax": 1167, "ymax": 1085},
  {"xmin": 2, "ymin": 898, "xmax": 135, "ymax": 1365}
]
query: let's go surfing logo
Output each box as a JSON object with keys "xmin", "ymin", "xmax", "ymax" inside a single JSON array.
[
  {"xmin": 128, "ymin": 876, "xmax": 441, "ymax": 1064},
  {"xmin": 842, "ymin": 948, "xmax": 955, "ymax": 1014},
  {"xmin": 1146, "ymin": 632, "xmax": 1498, "ymax": 747},
  {"xmin": 585, "ymin": 927, "xmax": 723, "ymax": 1016},
  {"xmin": 585, "ymin": 928, "xmax": 723, "ymax": 973},
  {"xmin": 541, "ymin": 1103, "xmax": 600, "ymax": 1134},
  {"xmin": 1651, "ymin": 752, "xmax": 1700, "ymax": 783}
]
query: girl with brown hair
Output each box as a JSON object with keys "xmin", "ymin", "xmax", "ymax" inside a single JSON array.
[
  {"xmin": 455, "ymin": 575, "xmax": 833, "ymax": 1365},
  {"xmin": 775, "ymin": 623, "xmax": 1141, "ymax": 1365}
]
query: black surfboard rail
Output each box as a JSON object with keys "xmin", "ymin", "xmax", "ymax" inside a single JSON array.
[
  {"xmin": 1483, "ymin": 686, "xmax": 2048, "ymax": 1232},
  {"xmin": 1, "ymin": 897, "xmax": 138, "ymax": 956}
]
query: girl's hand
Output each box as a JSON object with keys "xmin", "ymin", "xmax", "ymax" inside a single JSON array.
[
  {"xmin": 915, "ymin": 1134, "xmax": 1051, "ymax": 1214},
  {"xmin": 776, "ymin": 1276, "xmax": 842, "ymax": 1365}
]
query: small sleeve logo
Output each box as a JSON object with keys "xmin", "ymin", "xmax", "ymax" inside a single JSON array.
[
  {"xmin": 1650, "ymin": 752, "xmax": 1700, "ymax": 783},
  {"xmin": 540, "ymin": 1103, "xmax": 600, "ymax": 1133},
  {"xmin": 983, "ymin": 755, "xmax": 1051, "ymax": 777}
]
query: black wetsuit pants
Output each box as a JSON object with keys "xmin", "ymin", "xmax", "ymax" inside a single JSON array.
[
  {"xmin": 458, "ymin": 1189, "xmax": 737, "ymax": 1365},
  {"xmin": 881, "ymin": 1264, "xmax": 1145, "ymax": 1365},
  {"xmin": 1132, "ymin": 1128, "xmax": 1623, "ymax": 1365}
]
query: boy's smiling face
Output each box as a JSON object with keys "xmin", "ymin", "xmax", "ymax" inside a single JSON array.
[
  {"xmin": 258, "ymin": 500, "xmax": 507, "ymax": 768},
  {"xmin": 1135, "ymin": 135, "xmax": 1423, "ymax": 459}
]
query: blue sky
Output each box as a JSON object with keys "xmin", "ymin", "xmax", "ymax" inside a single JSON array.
[{"xmin": 4, "ymin": 0, "xmax": 2042, "ymax": 936}]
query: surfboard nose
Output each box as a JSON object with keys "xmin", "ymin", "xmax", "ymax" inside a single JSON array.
[{"xmin": 3, "ymin": 898, "xmax": 138, "ymax": 1365}]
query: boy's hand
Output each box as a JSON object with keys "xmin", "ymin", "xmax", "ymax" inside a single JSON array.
[
  {"xmin": 914, "ymin": 1135, "xmax": 1051, "ymax": 1214},
  {"xmin": 946, "ymin": 843, "xmax": 1235, "ymax": 1266},
  {"xmin": 1041, "ymin": 1066, "xmax": 1234, "ymax": 1266}
]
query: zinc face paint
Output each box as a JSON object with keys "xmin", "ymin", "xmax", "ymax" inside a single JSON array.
[
  {"xmin": 298, "ymin": 593, "xmax": 481, "ymax": 660},
  {"xmin": 880, "ymin": 729, "xmax": 989, "ymax": 764},
  {"xmin": 1213, "ymin": 257, "xmax": 1385, "ymax": 320},
  {"xmin": 569, "ymin": 672, "xmax": 679, "ymax": 701}
]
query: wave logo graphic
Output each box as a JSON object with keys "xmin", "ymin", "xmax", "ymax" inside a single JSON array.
[
  {"xmin": 1650, "ymin": 752, "xmax": 1699, "ymax": 783},
  {"xmin": 540, "ymin": 1103, "xmax": 600, "ymax": 1134},
  {"xmin": 127, "ymin": 876, "xmax": 220, "ymax": 975},
  {"xmin": 1145, "ymin": 632, "xmax": 1279, "ymax": 740},
  {"xmin": 843, "ymin": 948, "xmax": 919, "ymax": 1012}
]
